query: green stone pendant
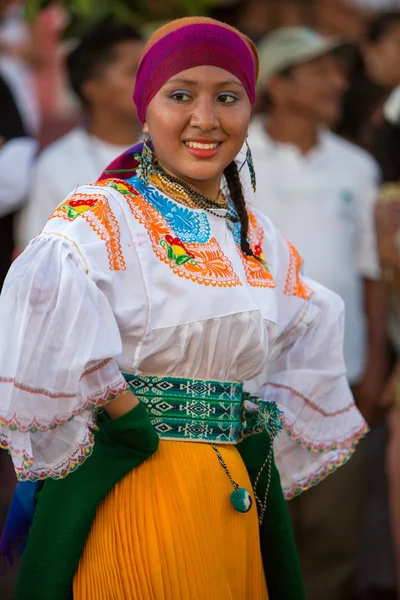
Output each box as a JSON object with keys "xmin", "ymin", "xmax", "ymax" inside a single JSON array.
[{"xmin": 230, "ymin": 488, "xmax": 253, "ymax": 513}]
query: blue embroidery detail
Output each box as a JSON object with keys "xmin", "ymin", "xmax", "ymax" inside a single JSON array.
[{"xmin": 128, "ymin": 175, "xmax": 211, "ymax": 244}]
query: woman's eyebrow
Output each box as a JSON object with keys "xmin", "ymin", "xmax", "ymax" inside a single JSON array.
[{"xmin": 166, "ymin": 77, "xmax": 244, "ymax": 88}]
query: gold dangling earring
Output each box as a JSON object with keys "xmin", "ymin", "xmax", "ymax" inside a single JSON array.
[{"xmin": 245, "ymin": 139, "xmax": 256, "ymax": 193}]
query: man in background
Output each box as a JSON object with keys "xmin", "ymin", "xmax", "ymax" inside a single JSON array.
[
  {"xmin": 20, "ymin": 21, "xmax": 143, "ymax": 246},
  {"xmin": 249, "ymin": 27, "xmax": 388, "ymax": 600},
  {"xmin": 0, "ymin": 0, "xmax": 37, "ymax": 289}
]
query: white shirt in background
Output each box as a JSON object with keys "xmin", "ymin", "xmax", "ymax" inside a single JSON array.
[
  {"xmin": 19, "ymin": 127, "xmax": 130, "ymax": 247},
  {"xmin": 0, "ymin": 137, "xmax": 38, "ymax": 217},
  {"xmin": 248, "ymin": 117, "xmax": 381, "ymax": 385},
  {"xmin": 0, "ymin": 4, "xmax": 41, "ymax": 135},
  {"xmin": 0, "ymin": 55, "xmax": 40, "ymax": 136}
]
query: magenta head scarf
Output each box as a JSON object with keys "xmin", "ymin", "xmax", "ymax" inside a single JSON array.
[{"xmin": 133, "ymin": 17, "xmax": 259, "ymax": 124}]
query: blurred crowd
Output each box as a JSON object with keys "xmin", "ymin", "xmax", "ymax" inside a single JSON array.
[{"xmin": 3, "ymin": 0, "xmax": 400, "ymax": 599}]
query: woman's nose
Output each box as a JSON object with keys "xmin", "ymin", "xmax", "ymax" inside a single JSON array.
[{"xmin": 189, "ymin": 98, "xmax": 220, "ymax": 131}]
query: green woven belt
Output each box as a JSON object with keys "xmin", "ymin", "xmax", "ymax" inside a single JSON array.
[{"xmin": 122, "ymin": 373, "xmax": 282, "ymax": 444}]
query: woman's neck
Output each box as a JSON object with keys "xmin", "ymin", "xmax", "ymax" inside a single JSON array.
[{"xmin": 157, "ymin": 161, "xmax": 222, "ymax": 201}]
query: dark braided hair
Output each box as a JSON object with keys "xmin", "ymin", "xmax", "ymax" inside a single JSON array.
[{"xmin": 223, "ymin": 160, "xmax": 257, "ymax": 259}]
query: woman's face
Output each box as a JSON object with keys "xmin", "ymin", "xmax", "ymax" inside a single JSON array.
[
  {"xmin": 144, "ymin": 65, "xmax": 251, "ymax": 195},
  {"xmin": 365, "ymin": 23, "xmax": 400, "ymax": 89}
]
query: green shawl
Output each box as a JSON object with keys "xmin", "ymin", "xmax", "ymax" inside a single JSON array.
[{"xmin": 14, "ymin": 403, "xmax": 305, "ymax": 600}]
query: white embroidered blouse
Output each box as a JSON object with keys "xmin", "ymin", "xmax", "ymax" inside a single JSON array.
[{"xmin": 0, "ymin": 175, "xmax": 367, "ymax": 498}]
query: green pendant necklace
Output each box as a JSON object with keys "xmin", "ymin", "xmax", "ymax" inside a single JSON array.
[{"xmin": 211, "ymin": 444, "xmax": 253, "ymax": 513}]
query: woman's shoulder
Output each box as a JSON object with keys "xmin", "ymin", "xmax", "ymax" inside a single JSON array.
[
  {"xmin": 45, "ymin": 178, "xmax": 135, "ymax": 219},
  {"xmin": 35, "ymin": 178, "xmax": 145, "ymax": 275},
  {"xmin": 246, "ymin": 204, "xmax": 329, "ymax": 309},
  {"xmin": 40, "ymin": 177, "xmax": 142, "ymax": 238},
  {"xmin": 246, "ymin": 203, "xmax": 284, "ymax": 252}
]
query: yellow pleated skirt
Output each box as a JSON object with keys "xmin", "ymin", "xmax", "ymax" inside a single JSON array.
[{"xmin": 73, "ymin": 440, "xmax": 268, "ymax": 600}]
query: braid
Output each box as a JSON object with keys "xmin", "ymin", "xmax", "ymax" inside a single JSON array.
[{"xmin": 224, "ymin": 160, "xmax": 256, "ymax": 258}]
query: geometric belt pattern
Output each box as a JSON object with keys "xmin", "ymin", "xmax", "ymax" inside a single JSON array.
[{"xmin": 122, "ymin": 373, "xmax": 282, "ymax": 444}]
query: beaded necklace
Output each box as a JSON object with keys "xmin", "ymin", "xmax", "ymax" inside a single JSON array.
[{"xmin": 148, "ymin": 164, "xmax": 239, "ymax": 223}]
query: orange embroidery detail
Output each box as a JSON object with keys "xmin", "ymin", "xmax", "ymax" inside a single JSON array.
[
  {"xmin": 104, "ymin": 179, "xmax": 241, "ymax": 287},
  {"xmin": 239, "ymin": 210, "xmax": 275, "ymax": 288},
  {"xmin": 49, "ymin": 192, "xmax": 126, "ymax": 271},
  {"xmin": 284, "ymin": 240, "xmax": 312, "ymax": 300}
]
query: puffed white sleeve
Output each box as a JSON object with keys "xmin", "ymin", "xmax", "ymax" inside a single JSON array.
[
  {"xmin": 0, "ymin": 185, "xmax": 141, "ymax": 481},
  {"xmin": 252, "ymin": 210, "xmax": 368, "ymax": 498}
]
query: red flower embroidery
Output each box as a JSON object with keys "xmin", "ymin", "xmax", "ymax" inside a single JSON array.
[{"xmin": 162, "ymin": 235, "xmax": 197, "ymax": 265}]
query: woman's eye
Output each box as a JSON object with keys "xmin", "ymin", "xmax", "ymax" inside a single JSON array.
[
  {"xmin": 170, "ymin": 91, "xmax": 192, "ymax": 102},
  {"xmin": 217, "ymin": 94, "xmax": 237, "ymax": 104}
]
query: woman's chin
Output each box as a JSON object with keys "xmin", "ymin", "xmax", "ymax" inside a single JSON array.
[{"xmin": 174, "ymin": 158, "xmax": 228, "ymax": 183}]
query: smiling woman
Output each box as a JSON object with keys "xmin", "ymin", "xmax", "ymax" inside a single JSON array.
[
  {"xmin": 144, "ymin": 66, "xmax": 251, "ymax": 198},
  {"xmin": 0, "ymin": 15, "xmax": 367, "ymax": 600}
]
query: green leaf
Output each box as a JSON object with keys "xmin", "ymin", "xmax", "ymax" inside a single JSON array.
[
  {"xmin": 179, "ymin": 0, "xmax": 215, "ymax": 15},
  {"xmin": 175, "ymin": 255, "xmax": 191, "ymax": 265},
  {"xmin": 25, "ymin": 0, "xmax": 220, "ymax": 38},
  {"xmin": 73, "ymin": 0, "xmax": 94, "ymax": 17},
  {"xmin": 25, "ymin": 0, "xmax": 45, "ymax": 23}
]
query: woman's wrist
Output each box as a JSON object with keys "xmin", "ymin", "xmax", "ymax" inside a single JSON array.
[{"xmin": 104, "ymin": 389, "xmax": 140, "ymax": 419}]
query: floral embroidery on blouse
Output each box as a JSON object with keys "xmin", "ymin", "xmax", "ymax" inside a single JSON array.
[
  {"xmin": 131, "ymin": 177, "xmax": 275, "ymax": 287},
  {"xmin": 161, "ymin": 235, "xmax": 197, "ymax": 266},
  {"xmin": 125, "ymin": 176, "xmax": 211, "ymax": 244},
  {"xmin": 254, "ymin": 244, "xmax": 266, "ymax": 264},
  {"xmin": 49, "ymin": 192, "xmax": 126, "ymax": 271},
  {"xmin": 101, "ymin": 178, "xmax": 241, "ymax": 288},
  {"xmin": 284, "ymin": 240, "xmax": 312, "ymax": 300},
  {"xmin": 59, "ymin": 197, "xmax": 98, "ymax": 219},
  {"xmin": 229, "ymin": 207, "xmax": 276, "ymax": 289}
]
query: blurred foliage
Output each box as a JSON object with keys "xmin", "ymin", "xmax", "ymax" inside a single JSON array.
[{"xmin": 25, "ymin": 0, "xmax": 219, "ymax": 36}]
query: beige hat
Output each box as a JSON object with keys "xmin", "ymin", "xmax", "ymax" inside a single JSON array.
[{"xmin": 257, "ymin": 27, "xmax": 352, "ymax": 89}]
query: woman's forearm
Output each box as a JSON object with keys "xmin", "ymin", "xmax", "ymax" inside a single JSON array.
[{"xmin": 104, "ymin": 389, "xmax": 140, "ymax": 419}]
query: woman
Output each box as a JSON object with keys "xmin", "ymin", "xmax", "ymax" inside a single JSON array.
[
  {"xmin": 0, "ymin": 17, "xmax": 366, "ymax": 600},
  {"xmin": 336, "ymin": 12, "xmax": 400, "ymax": 151}
]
